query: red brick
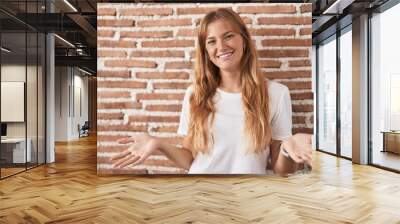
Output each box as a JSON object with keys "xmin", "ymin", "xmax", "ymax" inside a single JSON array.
[
  {"xmin": 97, "ymin": 8, "xmax": 116, "ymax": 16},
  {"xmin": 250, "ymin": 28, "xmax": 296, "ymax": 36},
  {"xmin": 293, "ymin": 104, "xmax": 313, "ymax": 112},
  {"xmin": 150, "ymin": 125, "xmax": 179, "ymax": 132},
  {"xmin": 104, "ymin": 60, "xmax": 157, "ymax": 68},
  {"xmin": 120, "ymin": 8, "xmax": 173, "ymax": 16},
  {"xmin": 300, "ymin": 4, "xmax": 312, "ymax": 13},
  {"xmin": 97, "ymin": 70, "xmax": 131, "ymax": 78},
  {"xmin": 291, "ymin": 92, "xmax": 313, "ymax": 100},
  {"xmin": 98, "ymin": 50, "xmax": 127, "ymax": 58},
  {"xmin": 261, "ymin": 39, "xmax": 311, "ymax": 47},
  {"xmin": 258, "ymin": 60, "xmax": 282, "ymax": 68},
  {"xmin": 258, "ymin": 17, "xmax": 311, "ymax": 25},
  {"xmin": 98, "ymin": 102, "xmax": 142, "ymax": 109},
  {"xmin": 98, "ymin": 40, "xmax": 136, "ymax": 48},
  {"xmin": 98, "ymin": 81, "xmax": 147, "ymax": 88},
  {"xmin": 136, "ymin": 72, "xmax": 189, "ymax": 80},
  {"xmin": 129, "ymin": 115, "xmax": 180, "ymax": 123},
  {"xmin": 136, "ymin": 93, "xmax": 185, "ymax": 100},
  {"xmin": 293, "ymin": 116, "xmax": 306, "ymax": 124},
  {"xmin": 120, "ymin": 31, "xmax": 173, "ymax": 38},
  {"xmin": 165, "ymin": 61, "xmax": 193, "ymax": 69},
  {"xmin": 98, "ymin": 124, "xmax": 147, "ymax": 132},
  {"xmin": 142, "ymin": 40, "xmax": 194, "ymax": 48},
  {"xmin": 98, "ymin": 30, "xmax": 115, "ymax": 37},
  {"xmin": 237, "ymin": 5, "xmax": 296, "ymax": 14},
  {"xmin": 97, "ymin": 146, "xmax": 165, "ymax": 155},
  {"xmin": 97, "ymin": 19, "xmax": 135, "ymax": 27},
  {"xmin": 288, "ymin": 59, "xmax": 311, "ymax": 67},
  {"xmin": 137, "ymin": 19, "xmax": 191, "ymax": 27},
  {"xmin": 307, "ymin": 115, "xmax": 314, "ymax": 125},
  {"xmin": 177, "ymin": 7, "xmax": 222, "ymax": 15},
  {"xmin": 153, "ymin": 82, "xmax": 190, "ymax": 89},
  {"xmin": 258, "ymin": 49, "xmax": 309, "ymax": 58},
  {"xmin": 145, "ymin": 104, "xmax": 182, "ymax": 112},
  {"xmin": 98, "ymin": 112, "xmax": 124, "ymax": 120},
  {"xmin": 97, "ymin": 135, "xmax": 130, "ymax": 142},
  {"xmin": 300, "ymin": 28, "xmax": 312, "ymax": 36},
  {"xmin": 264, "ymin": 70, "xmax": 311, "ymax": 79},
  {"xmin": 130, "ymin": 50, "xmax": 185, "ymax": 58},
  {"xmin": 97, "ymin": 91, "xmax": 131, "ymax": 99},
  {"xmin": 97, "ymin": 145, "xmax": 128, "ymax": 153},
  {"xmin": 177, "ymin": 29, "xmax": 196, "ymax": 37},
  {"xmin": 280, "ymin": 81, "xmax": 312, "ymax": 90},
  {"xmin": 292, "ymin": 127, "xmax": 313, "ymax": 134}
]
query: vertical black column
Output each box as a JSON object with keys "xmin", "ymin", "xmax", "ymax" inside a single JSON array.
[
  {"xmin": 0, "ymin": 20, "xmax": 2, "ymax": 179},
  {"xmin": 24, "ymin": 0, "xmax": 28, "ymax": 171},
  {"xmin": 315, "ymin": 45, "xmax": 319, "ymax": 151},
  {"xmin": 336, "ymin": 25, "xmax": 341, "ymax": 157}
]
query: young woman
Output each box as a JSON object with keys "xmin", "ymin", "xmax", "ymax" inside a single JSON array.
[{"xmin": 111, "ymin": 8, "xmax": 313, "ymax": 176}]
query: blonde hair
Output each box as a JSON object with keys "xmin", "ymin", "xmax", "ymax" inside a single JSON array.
[{"xmin": 188, "ymin": 8, "xmax": 271, "ymax": 156}]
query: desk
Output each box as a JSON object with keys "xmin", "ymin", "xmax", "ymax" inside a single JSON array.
[
  {"xmin": 1, "ymin": 138, "xmax": 31, "ymax": 163},
  {"xmin": 381, "ymin": 131, "xmax": 400, "ymax": 154}
]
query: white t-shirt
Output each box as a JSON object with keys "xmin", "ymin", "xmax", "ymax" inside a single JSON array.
[{"xmin": 177, "ymin": 81, "xmax": 292, "ymax": 174}]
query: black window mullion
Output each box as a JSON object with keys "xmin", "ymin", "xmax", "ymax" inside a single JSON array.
[
  {"xmin": 315, "ymin": 44, "xmax": 319, "ymax": 151},
  {"xmin": 24, "ymin": 0, "xmax": 28, "ymax": 171},
  {"xmin": 0, "ymin": 24, "xmax": 2, "ymax": 179},
  {"xmin": 367, "ymin": 11, "xmax": 373, "ymax": 165},
  {"xmin": 36, "ymin": 0, "xmax": 39, "ymax": 168},
  {"xmin": 336, "ymin": 27, "xmax": 341, "ymax": 157}
]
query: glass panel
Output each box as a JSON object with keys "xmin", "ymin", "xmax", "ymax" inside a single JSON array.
[
  {"xmin": 27, "ymin": 30, "xmax": 38, "ymax": 169},
  {"xmin": 25, "ymin": 0, "xmax": 39, "ymax": 170},
  {"xmin": 340, "ymin": 28, "xmax": 352, "ymax": 158},
  {"xmin": 1, "ymin": 30, "xmax": 27, "ymax": 177},
  {"xmin": 371, "ymin": 4, "xmax": 400, "ymax": 171},
  {"xmin": 38, "ymin": 32, "xmax": 45, "ymax": 165},
  {"xmin": 317, "ymin": 36, "xmax": 337, "ymax": 154}
]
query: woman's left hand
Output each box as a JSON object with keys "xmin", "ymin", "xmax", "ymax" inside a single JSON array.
[{"xmin": 281, "ymin": 133, "xmax": 313, "ymax": 168}]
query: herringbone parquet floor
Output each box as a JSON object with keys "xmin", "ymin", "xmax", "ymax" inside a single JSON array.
[{"xmin": 0, "ymin": 135, "xmax": 400, "ymax": 223}]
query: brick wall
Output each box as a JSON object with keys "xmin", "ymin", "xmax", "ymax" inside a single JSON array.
[{"xmin": 97, "ymin": 3, "xmax": 312, "ymax": 174}]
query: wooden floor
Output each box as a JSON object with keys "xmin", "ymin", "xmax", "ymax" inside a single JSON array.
[
  {"xmin": 0, "ymin": 135, "xmax": 400, "ymax": 223},
  {"xmin": 372, "ymin": 150, "xmax": 400, "ymax": 171}
]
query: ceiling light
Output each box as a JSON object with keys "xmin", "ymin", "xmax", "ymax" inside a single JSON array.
[
  {"xmin": 63, "ymin": 0, "xmax": 78, "ymax": 12},
  {"xmin": 1, "ymin": 47, "xmax": 11, "ymax": 53},
  {"xmin": 54, "ymin": 34, "xmax": 75, "ymax": 48}
]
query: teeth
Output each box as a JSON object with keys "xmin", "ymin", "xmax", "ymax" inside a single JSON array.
[{"xmin": 218, "ymin": 52, "xmax": 233, "ymax": 58}]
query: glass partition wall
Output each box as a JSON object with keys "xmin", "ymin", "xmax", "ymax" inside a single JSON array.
[
  {"xmin": 317, "ymin": 35, "xmax": 337, "ymax": 155},
  {"xmin": 0, "ymin": 1, "xmax": 46, "ymax": 179},
  {"xmin": 315, "ymin": 26, "xmax": 353, "ymax": 159},
  {"xmin": 339, "ymin": 26, "xmax": 352, "ymax": 159},
  {"xmin": 370, "ymin": 2, "xmax": 400, "ymax": 171}
]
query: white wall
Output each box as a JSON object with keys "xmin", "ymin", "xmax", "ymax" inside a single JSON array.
[
  {"xmin": 1, "ymin": 65, "xmax": 35, "ymax": 138},
  {"xmin": 54, "ymin": 67, "xmax": 89, "ymax": 141}
]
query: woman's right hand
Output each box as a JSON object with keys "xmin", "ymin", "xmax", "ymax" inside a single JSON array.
[{"xmin": 111, "ymin": 133, "xmax": 158, "ymax": 169}]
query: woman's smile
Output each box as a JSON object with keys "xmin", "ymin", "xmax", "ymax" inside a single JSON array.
[
  {"xmin": 205, "ymin": 19, "xmax": 244, "ymax": 72},
  {"xmin": 217, "ymin": 51, "xmax": 234, "ymax": 60}
]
